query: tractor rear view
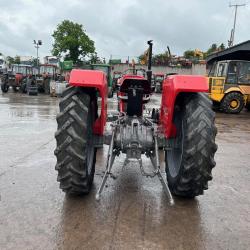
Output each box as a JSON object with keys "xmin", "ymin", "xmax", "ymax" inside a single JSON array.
[
  {"xmin": 54, "ymin": 41, "xmax": 217, "ymax": 204},
  {"xmin": 37, "ymin": 64, "xmax": 58, "ymax": 94}
]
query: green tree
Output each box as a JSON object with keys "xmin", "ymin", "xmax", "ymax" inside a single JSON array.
[
  {"xmin": 138, "ymin": 50, "xmax": 170, "ymax": 65},
  {"xmin": 6, "ymin": 56, "xmax": 14, "ymax": 65},
  {"xmin": 14, "ymin": 56, "xmax": 20, "ymax": 64},
  {"xmin": 152, "ymin": 51, "xmax": 170, "ymax": 65},
  {"xmin": 89, "ymin": 52, "xmax": 101, "ymax": 64},
  {"xmin": 184, "ymin": 50, "xmax": 195, "ymax": 59},
  {"xmin": 206, "ymin": 43, "xmax": 218, "ymax": 56},
  {"xmin": 52, "ymin": 20, "xmax": 95, "ymax": 63},
  {"xmin": 219, "ymin": 43, "xmax": 225, "ymax": 50}
]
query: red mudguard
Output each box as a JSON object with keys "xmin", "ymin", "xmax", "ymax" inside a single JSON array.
[
  {"xmin": 160, "ymin": 75, "xmax": 208, "ymax": 138},
  {"xmin": 69, "ymin": 69, "xmax": 107, "ymax": 135}
]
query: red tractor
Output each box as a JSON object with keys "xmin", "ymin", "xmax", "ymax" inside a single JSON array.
[
  {"xmin": 54, "ymin": 41, "xmax": 217, "ymax": 204},
  {"xmin": 1, "ymin": 64, "xmax": 33, "ymax": 93},
  {"xmin": 154, "ymin": 73, "xmax": 165, "ymax": 93},
  {"xmin": 112, "ymin": 71, "xmax": 122, "ymax": 90},
  {"xmin": 35, "ymin": 64, "xmax": 59, "ymax": 94}
]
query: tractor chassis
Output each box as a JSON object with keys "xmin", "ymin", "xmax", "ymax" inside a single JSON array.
[{"xmin": 96, "ymin": 114, "xmax": 174, "ymax": 205}]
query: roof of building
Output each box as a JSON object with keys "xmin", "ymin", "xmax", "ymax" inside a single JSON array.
[{"xmin": 206, "ymin": 40, "xmax": 250, "ymax": 64}]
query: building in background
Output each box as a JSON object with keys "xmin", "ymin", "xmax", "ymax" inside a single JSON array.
[
  {"xmin": 44, "ymin": 56, "xmax": 59, "ymax": 66},
  {"xmin": 0, "ymin": 55, "xmax": 7, "ymax": 73}
]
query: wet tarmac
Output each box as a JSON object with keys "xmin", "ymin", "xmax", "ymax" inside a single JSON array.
[{"xmin": 0, "ymin": 92, "xmax": 250, "ymax": 250}]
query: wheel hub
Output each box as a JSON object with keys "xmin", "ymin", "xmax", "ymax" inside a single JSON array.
[{"xmin": 230, "ymin": 99, "xmax": 239, "ymax": 109}]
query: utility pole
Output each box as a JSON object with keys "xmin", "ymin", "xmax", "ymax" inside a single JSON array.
[
  {"xmin": 33, "ymin": 40, "xmax": 42, "ymax": 66},
  {"xmin": 228, "ymin": 3, "xmax": 246, "ymax": 47}
]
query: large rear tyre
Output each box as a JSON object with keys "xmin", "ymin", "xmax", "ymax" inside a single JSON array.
[
  {"xmin": 54, "ymin": 86, "xmax": 97, "ymax": 195},
  {"xmin": 221, "ymin": 92, "xmax": 244, "ymax": 114},
  {"xmin": 1, "ymin": 83, "xmax": 9, "ymax": 93},
  {"xmin": 20, "ymin": 82, "xmax": 27, "ymax": 93},
  {"xmin": 165, "ymin": 93, "xmax": 217, "ymax": 198}
]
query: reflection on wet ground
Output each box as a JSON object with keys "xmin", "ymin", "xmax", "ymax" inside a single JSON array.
[{"xmin": 0, "ymin": 92, "xmax": 250, "ymax": 250}]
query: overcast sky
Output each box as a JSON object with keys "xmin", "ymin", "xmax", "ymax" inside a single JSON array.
[{"xmin": 0, "ymin": 0, "xmax": 249, "ymax": 61}]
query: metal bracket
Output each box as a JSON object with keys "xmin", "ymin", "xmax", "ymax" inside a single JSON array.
[
  {"xmin": 150, "ymin": 135, "xmax": 174, "ymax": 205},
  {"xmin": 95, "ymin": 126, "xmax": 116, "ymax": 201}
]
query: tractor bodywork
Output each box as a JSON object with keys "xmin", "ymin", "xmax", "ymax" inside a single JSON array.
[
  {"xmin": 160, "ymin": 75, "xmax": 208, "ymax": 138},
  {"xmin": 1, "ymin": 64, "xmax": 33, "ymax": 93},
  {"xmin": 69, "ymin": 69, "xmax": 107, "ymax": 135},
  {"xmin": 55, "ymin": 41, "xmax": 217, "ymax": 204}
]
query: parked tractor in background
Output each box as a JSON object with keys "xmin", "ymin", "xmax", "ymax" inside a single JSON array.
[
  {"xmin": 112, "ymin": 71, "xmax": 122, "ymax": 90},
  {"xmin": 1, "ymin": 64, "xmax": 33, "ymax": 93},
  {"xmin": 90, "ymin": 64, "xmax": 114, "ymax": 97},
  {"xmin": 35, "ymin": 64, "xmax": 59, "ymax": 94},
  {"xmin": 54, "ymin": 41, "xmax": 217, "ymax": 204},
  {"xmin": 116, "ymin": 68, "xmax": 151, "ymax": 92},
  {"xmin": 154, "ymin": 73, "xmax": 165, "ymax": 93},
  {"xmin": 208, "ymin": 60, "xmax": 250, "ymax": 113}
]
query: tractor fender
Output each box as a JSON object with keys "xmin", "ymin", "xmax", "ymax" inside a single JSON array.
[
  {"xmin": 69, "ymin": 69, "xmax": 107, "ymax": 135},
  {"xmin": 224, "ymin": 86, "xmax": 244, "ymax": 95},
  {"xmin": 160, "ymin": 75, "xmax": 208, "ymax": 138}
]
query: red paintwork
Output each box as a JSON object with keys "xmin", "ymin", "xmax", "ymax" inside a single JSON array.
[
  {"xmin": 69, "ymin": 69, "xmax": 107, "ymax": 135},
  {"xmin": 15, "ymin": 73, "xmax": 23, "ymax": 85},
  {"xmin": 160, "ymin": 75, "xmax": 208, "ymax": 138}
]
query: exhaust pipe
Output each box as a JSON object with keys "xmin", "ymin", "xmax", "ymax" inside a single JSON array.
[{"xmin": 146, "ymin": 40, "xmax": 153, "ymax": 87}]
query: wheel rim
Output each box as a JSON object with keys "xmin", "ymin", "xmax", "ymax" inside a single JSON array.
[
  {"xmin": 230, "ymin": 99, "xmax": 239, "ymax": 109},
  {"xmin": 167, "ymin": 119, "xmax": 184, "ymax": 178}
]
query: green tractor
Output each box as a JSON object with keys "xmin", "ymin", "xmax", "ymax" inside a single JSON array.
[
  {"xmin": 60, "ymin": 61, "xmax": 114, "ymax": 98},
  {"xmin": 90, "ymin": 64, "xmax": 114, "ymax": 98}
]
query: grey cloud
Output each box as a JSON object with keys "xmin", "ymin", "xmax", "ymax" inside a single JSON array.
[{"xmin": 0, "ymin": 0, "xmax": 249, "ymax": 60}]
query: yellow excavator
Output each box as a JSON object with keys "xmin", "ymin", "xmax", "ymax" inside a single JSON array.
[
  {"xmin": 207, "ymin": 40, "xmax": 250, "ymax": 113},
  {"xmin": 208, "ymin": 60, "xmax": 250, "ymax": 113}
]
